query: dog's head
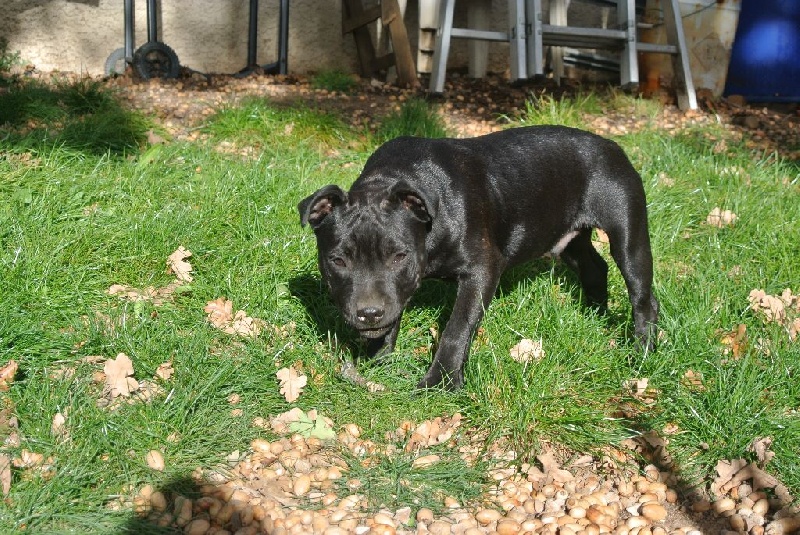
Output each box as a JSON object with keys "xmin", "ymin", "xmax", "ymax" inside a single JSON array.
[{"xmin": 298, "ymin": 180, "xmax": 435, "ymax": 339}]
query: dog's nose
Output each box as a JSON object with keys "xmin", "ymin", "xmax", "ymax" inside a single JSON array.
[{"xmin": 357, "ymin": 306, "xmax": 384, "ymax": 325}]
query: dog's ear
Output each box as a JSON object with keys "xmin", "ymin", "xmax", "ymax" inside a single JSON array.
[
  {"xmin": 387, "ymin": 181, "xmax": 437, "ymax": 223},
  {"xmin": 298, "ymin": 185, "xmax": 347, "ymax": 228}
]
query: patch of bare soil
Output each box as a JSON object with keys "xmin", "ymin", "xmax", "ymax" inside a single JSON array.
[{"xmin": 100, "ymin": 68, "xmax": 800, "ymax": 163}]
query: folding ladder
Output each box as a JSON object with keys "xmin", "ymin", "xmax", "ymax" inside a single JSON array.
[{"xmin": 428, "ymin": 0, "xmax": 697, "ymax": 110}]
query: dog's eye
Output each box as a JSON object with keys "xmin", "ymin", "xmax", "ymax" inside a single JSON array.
[
  {"xmin": 331, "ymin": 257, "xmax": 347, "ymax": 268},
  {"xmin": 392, "ymin": 253, "xmax": 407, "ymax": 264}
]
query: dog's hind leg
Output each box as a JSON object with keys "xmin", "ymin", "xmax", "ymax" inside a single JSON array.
[
  {"xmin": 559, "ymin": 228, "xmax": 609, "ymax": 312},
  {"xmin": 605, "ymin": 221, "xmax": 659, "ymax": 353}
]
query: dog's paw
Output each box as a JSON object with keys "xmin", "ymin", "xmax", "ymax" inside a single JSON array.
[{"xmin": 416, "ymin": 366, "xmax": 463, "ymax": 391}]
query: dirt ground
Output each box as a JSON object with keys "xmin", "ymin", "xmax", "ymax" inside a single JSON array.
[{"xmin": 100, "ymin": 68, "xmax": 800, "ymax": 164}]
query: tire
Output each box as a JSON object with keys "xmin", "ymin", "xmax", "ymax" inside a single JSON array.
[
  {"xmin": 104, "ymin": 47, "xmax": 128, "ymax": 76},
  {"xmin": 133, "ymin": 41, "xmax": 181, "ymax": 80}
]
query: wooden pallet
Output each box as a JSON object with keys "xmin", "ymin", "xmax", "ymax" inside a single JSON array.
[{"xmin": 342, "ymin": 0, "xmax": 417, "ymax": 87}]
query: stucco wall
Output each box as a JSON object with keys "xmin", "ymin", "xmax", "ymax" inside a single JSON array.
[
  {"xmin": 1, "ymin": 0, "xmax": 366, "ymax": 75},
  {"xmin": 0, "ymin": 0, "xmax": 529, "ymax": 77}
]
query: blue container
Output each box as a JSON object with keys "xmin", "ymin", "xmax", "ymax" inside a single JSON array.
[{"xmin": 724, "ymin": 0, "xmax": 800, "ymax": 101}]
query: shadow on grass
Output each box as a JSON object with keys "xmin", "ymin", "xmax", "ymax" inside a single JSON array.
[
  {"xmin": 289, "ymin": 255, "xmax": 636, "ymax": 367},
  {"xmin": 0, "ymin": 76, "xmax": 150, "ymax": 155}
]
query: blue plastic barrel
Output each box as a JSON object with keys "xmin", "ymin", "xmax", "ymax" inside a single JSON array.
[{"xmin": 724, "ymin": 0, "xmax": 800, "ymax": 101}]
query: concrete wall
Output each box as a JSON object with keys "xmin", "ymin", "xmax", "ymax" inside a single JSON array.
[
  {"xmin": 1, "ymin": 0, "xmax": 365, "ymax": 75},
  {"xmin": 0, "ymin": 0, "xmax": 529, "ymax": 77}
]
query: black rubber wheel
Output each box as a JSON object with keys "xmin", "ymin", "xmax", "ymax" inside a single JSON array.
[
  {"xmin": 104, "ymin": 47, "xmax": 128, "ymax": 76},
  {"xmin": 133, "ymin": 41, "xmax": 180, "ymax": 79}
]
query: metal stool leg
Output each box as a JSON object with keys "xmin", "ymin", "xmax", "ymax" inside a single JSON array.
[
  {"xmin": 662, "ymin": 0, "xmax": 697, "ymax": 109},
  {"xmin": 526, "ymin": 0, "xmax": 544, "ymax": 77},
  {"xmin": 508, "ymin": 0, "xmax": 527, "ymax": 81},
  {"xmin": 429, "ymin": 0, "xmax": 455, "ymax": 93},
  {"xmin": 619, "ymin": 0, "xmax": 638, "ymax": 89}
]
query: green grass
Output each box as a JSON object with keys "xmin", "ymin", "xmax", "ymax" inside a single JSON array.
[
  {"xmin": 1, "ymin": 81, "xmax": 799, "ymax": 532},
  {"xmin": 311, "ymin": 69, "xmax": 359, "ymax": 94}
]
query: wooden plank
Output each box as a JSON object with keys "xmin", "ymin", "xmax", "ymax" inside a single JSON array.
[
  {"xmin": 342, "ymin": 5, "xmax": 381, "ymax": 35},
  {"xmin": 342, "ymin": 0, "xmax": 378, "ymax": 77},
  {"xmin": 382, "ymin": 0, "xmax": 417, "ymax": 87}
]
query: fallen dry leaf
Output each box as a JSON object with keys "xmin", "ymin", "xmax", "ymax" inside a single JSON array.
[
  {"xmin": 790, "ymin": 318, "xmax": 800, "ymax": 341},
  {"xmin": 719, "ymin": 323, "xmax": 748, "ymax": 359},
  {"xmin": 747, "ymin": 436, "xmax": 775, "ymax": 466},
  {"xmin": 624, "ymin": 377, "xmax": 649, "ymax": 397},
  {"xmin": 276, "ymin": 367, "xmax": 307, "ymax": 403},
  {"xmin": 166, "ymin": 246, "xmax": 193, "ymax": 282},
  {"xmin": 204, "ymin": 297, "xmax": 234, "ymax": 326},
  {"xmin": 155, "ymin": 362, "xmax": 174, "ymax": 381},
  {"xmin": 0, "ymin": 453, "xmax": 10, "ymax": 497},
  {"xmin": 51, "ymin": 412, "xmax": 69, "ymax": 441},
  {"xmin": 706, "ymin": 207, "xmax": 738, "ymax": 228},
  {"xmin": 13, "ymin": 449, "xmax": 44, "ymax": 469},
  {"xmin": 204, "ymin": 298, "xmax": 265, "ymax": 338},
  {"xmin": 405, "ymin": 413, "xmax": 462, "ymax": 452},
  {"xmin": 146, "ymin": 450, "xmax": 165, "ymax": 471},
  {"xmin": 681, "ymin": 369, "xmax": 705, "ymax": 391},
  {"xmin": 107, "ymin": 279, "xmax": 184, "ymax": 306},
  {"xmin": 412, "ymin": 454, "xmax": 441, "ymax": 469},
  {"xmin": 748, "ymin": 289, "xmax": 786, "ymax": 323},
  {"xmin": 104, "ymin": 353, "xmax": 139, "ymax": 398},
  {"xmin": 713, "ymin": 458, "xmax": 792, "ymax": 503},
  {"xmin": 0, "ymin": 360, "xmax": 18, "ymax": 391},
  {"xmin": 537, "ymin": 450, "xmax": 575, "ymax": 484},
  {"xmin": 509, "ymin": 338, "xmax": 545, "ymax": 363},
  {"xmin": 269, "ymin": 407, "xmax": 307, "ymax": 433}
]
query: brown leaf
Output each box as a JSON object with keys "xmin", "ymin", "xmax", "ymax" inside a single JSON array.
[
  {"xmin": 747, "ymin": 436, "xmax": 775, "ymax": 466},
  {"xmin": 719, "ymin": 324, "xmax": 748, "ymax": 358},
  {"xmin": 536, "ymin": 450, "xmax": 574, "ymax": 483},
  {"xmin": 204, "ymin": 298, "xmax": 264, "ymax": 338},
  {"xmin": 155, "ymin": 362, "xmax": 174, "ymax": 381},
  {"xmin": 0, "ymin": 360, "xmax": 18, "ymax": 392},
  {"xmin": 706, "ymin": 207, "xmax": 738, "ymax": 228},
  {"xmin": 269, "ymin": 407, "xmax": 307, "ymax": 434},
  {"xmin": 276, "ymin": 367, "xmax": 307, "ymax": 403},
  {"xmin": 107, "ymin": 279, "xmax": 184, "ymax": 306},
  {"xmin": 146, "ymin": 450, "xmax": 165, "ymax": 471},
  {"xmin": 405, "ymin": 413, "xmax": 462, "ymax": 452},
  {"xmin": 166, "ymin": 246, "xmax": 193, "ymax": 282},
  {"xmin": 749, "ymin": 289, "xmax": 786, "ymax": 323},
  {"xmin": 104, "ymin": 353, "xmax": 139, "ymax": 398},
  {"xmin": 51, "ymin": 412, "xmax": 69, "ymax": 441},
  {"xmin": 509, "ymin": 338, "xmax": 545, "ymax": 363},
  {"xmin": 713, "ymin": 458, "xmax": 748, "ymax": 496},
  {"xmin": 624, "ymin": 377, "xmax": 649, "ymax": 397},
  {"xmin": 204, "ymin": 297, "xmax": 233, "ymax": 327},
  {"xmin": 0, "ymin": 453, "xmax": 10, "ymax": 497},
  {"xmin": 681, "ymin": 369, "xmax": 705, "ymax": 391}
]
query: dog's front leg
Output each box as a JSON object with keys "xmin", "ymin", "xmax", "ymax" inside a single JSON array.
[
  {"xmin": 365, "ymin": 313, "xmax": 403, "ymax": 359},
  {"xmin": 417, "ymin": 270, "xmax": 501, "ymax": 390}
]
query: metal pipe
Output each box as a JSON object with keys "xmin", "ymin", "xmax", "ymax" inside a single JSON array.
[
  {"xmin": 247, "ymin": 0, "xmax": 258, "ymax": 67},
  {"xmin": 124, "ymin": 0, "xmax": 135, "ymax": 60},
  {"xmin": 277, "ymin": 0, "xmax": 289, "ymax": 74},
  {"xmin": 147, "ymin": 0, "xmax": 158, "ymax": 43}
]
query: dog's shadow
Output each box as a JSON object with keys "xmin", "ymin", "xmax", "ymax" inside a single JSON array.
[{"xmin": 288, "ymin": 257, "xmax": 629, "ymax": 363}]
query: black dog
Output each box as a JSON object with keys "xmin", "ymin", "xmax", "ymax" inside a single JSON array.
[{"xmin": 299, "ymin": 126, "xmax": 658, "ymax": 390}]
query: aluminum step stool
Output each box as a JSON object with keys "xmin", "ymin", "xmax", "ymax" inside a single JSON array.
[
  {"xmin": 429, "ymin": 0, "xmax": 528, "ymax": 93},
  {"xmin": 527, "ymin": 0, "xmax": 697, "ymax": 109}
]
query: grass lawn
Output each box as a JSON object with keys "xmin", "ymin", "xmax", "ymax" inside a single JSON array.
[{"xmin": 1, "ymin": 71, "xmax": 799, "ymax": 533}]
